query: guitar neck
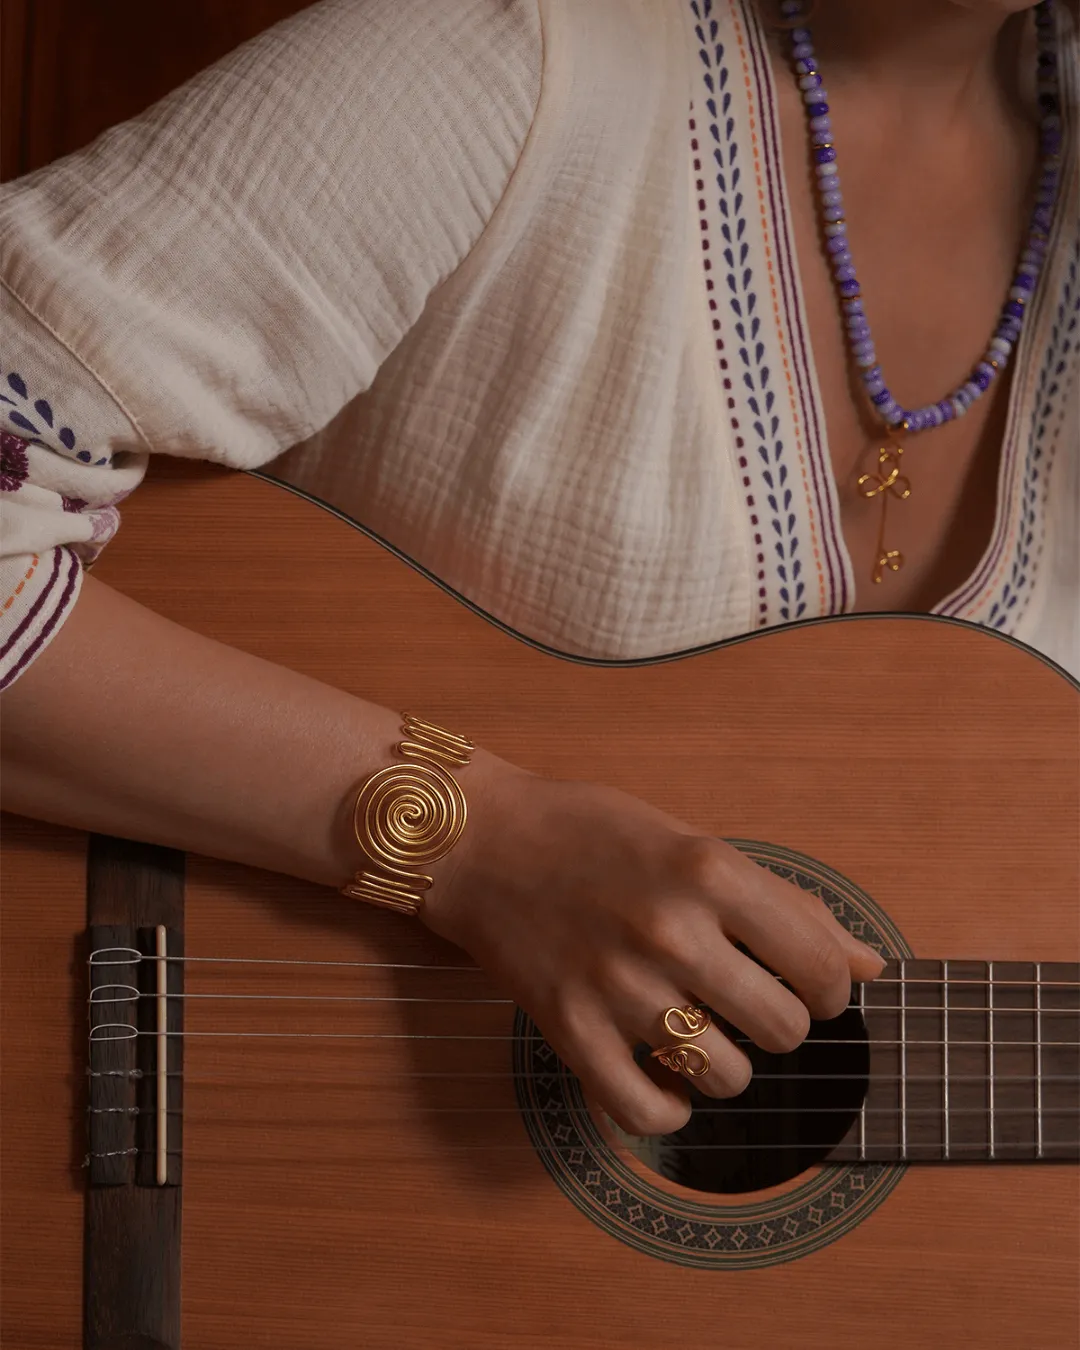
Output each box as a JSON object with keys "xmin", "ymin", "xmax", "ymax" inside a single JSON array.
[{"xmin": 834, "ymin": 958, "xmax": 1080, "ymax": 1163}]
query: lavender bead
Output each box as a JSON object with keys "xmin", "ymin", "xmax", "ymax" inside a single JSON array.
[{"xmin": 788, "ymin": 0, "xmax": 1060, "ymax": 439}]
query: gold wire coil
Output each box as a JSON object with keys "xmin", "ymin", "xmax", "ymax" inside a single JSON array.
[
  {"xmin": 341, "ymin": 714, "xmax": 474, "ymax": 917},
  {"xmin": 650, "ymin": 1004, "xmax": 713, "ymax": 1078},
  {"xmin": 651, "ymin": 1043, "xmax": 712, "ymax": 1078}
]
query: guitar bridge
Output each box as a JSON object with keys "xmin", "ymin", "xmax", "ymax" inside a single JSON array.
[{"xmin": 87, "ymin": 922, "xmax": 183, "ymax": 1188}]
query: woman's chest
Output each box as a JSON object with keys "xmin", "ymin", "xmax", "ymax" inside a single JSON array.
[{"xmin": 774, "ymin": 78, "xmax": 1037, "ymax": 612}]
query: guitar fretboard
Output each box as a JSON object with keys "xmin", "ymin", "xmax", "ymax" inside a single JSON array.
[{"xmin": 832, "ymin": 959, "xmax": 1080, "ymax": 1163}]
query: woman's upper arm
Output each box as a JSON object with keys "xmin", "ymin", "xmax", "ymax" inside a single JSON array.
[{"xmin": 0, "ymin": 0, "xmax": 543, "ymax": 689}]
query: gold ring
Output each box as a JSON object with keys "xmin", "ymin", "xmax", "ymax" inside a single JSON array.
[
  {"xmin": 651, "ymin": 1043, "xmax": 712, "ymax": 1077},
  {"xmin": 649, "ymin": 1003, "xmax": 712, "ymax": 1078},
  {"xmin": 660, "ymin": 1004, "xmax": 711, "ymax": 1040}
]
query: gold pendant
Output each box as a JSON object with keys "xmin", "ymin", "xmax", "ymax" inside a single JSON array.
[{"xmin": 857, "ymin": 442, "xmax": 911, "ymax": 584}]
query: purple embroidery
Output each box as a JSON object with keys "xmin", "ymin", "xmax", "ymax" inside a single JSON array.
[
  {"xmin": 988, "ymin": 234, "xmax": 1078, "ymax": 631},
  {"xmin": 0, "ymin": 547, "xmax": 81, "ymax": 692},
  {"xmin": 0, "ymin": 429, "xmax": 30, "ymax": 491},
  {"xmin": 62, "ymin": 496, "xmax": 90, "ymax": 513},
  {"xmin": 1, "ymin": 366, "xmax": 108, "ymax": 466},
  {"xmin": 692, "ymin": 0, "xmax": 806, "ymax": 624},
  {"xmin": 90, "ymin": 508, "xmax": 119, "ymax": 542}
]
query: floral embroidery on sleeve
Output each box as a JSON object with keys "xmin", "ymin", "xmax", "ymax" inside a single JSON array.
[
  {"xmin": 0, "ymin": 430, "xmax": 30, "ymax": 491},
  {"xmin": 1, "ymin": 367, "xmax": 109, "ymax": 466}
]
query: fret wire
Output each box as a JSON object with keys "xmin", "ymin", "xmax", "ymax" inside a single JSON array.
[
  {"xmin": 943, "ymin": 957, "xmax": 950, "ymax": 1162},
  {"xmin": 988, "ymin": 959, "xmax": 996, "ymax": 1162},
  {"xmin": 900, "ymin": 958, "xmax": 907, "ymax": 1159},
  {"xmin": 858, "ymin": 981, "xmax": 866, "ymax": 1162},
  {"xmin": 1036, "ymin": 960, "xmax": 1044, "ymax": 1161}
]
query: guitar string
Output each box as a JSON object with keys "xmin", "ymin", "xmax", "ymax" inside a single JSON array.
[
  {"xmin": 86, "ymin": 1069, "xmax": 1080, "ymax": 1082},
  {"xmin": 88, "ymin": 988, "xmax": 1080, "ymax": 1015},
  {"xmin": 85, "ymin": 949, "xmax": 1080, "ymax": 988},
  {"xmin": 87, "ymin": 1104, "xmax": 1078, "ymax": 1118},
  {"xmin": 83, "ymin": 1139, "xmax": 1080, "ymax": 1157},
  {"xmin": 85, "ymin": 1027, "xmax": 1080, "ymax": 1046},
  {"xmin": 86, "ymin": 988, "xmax": 1080, "ymax": 1016}
]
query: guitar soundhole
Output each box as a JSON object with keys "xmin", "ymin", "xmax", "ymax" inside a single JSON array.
[{"xmin": 622, "ymin": 1003, "xmax": 870, "ymax": 1194}]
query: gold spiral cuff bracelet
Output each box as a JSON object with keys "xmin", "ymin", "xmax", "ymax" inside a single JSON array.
[{"xmin": 340, "ymin": 714, "xmax": 474, "ymax": 917}]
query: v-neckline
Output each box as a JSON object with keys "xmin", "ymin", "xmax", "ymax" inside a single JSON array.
[{"xmin": 686, "ymin": 0, "xmax": 1077, "ymax": 636}]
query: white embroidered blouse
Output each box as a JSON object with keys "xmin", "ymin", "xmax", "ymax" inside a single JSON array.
[{"xmin": 1, "ymin": 0, "xmax": 1077, "ymax": 688}]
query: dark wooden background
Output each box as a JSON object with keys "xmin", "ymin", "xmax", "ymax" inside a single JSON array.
[{"xmin": 2, "ymin": 0, "xmax": 315, "ymax": 183}]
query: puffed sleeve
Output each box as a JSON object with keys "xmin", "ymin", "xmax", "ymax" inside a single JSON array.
[{"xmin": 0, "ymin": 0, "xmax": 541, "ymax": 688}]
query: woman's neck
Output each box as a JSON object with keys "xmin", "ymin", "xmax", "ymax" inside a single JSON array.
[{"xmin": 768, "ymin": 1, "xmax": 1039, "ymax": 134}]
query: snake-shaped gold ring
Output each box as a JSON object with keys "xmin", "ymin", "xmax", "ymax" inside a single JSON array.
[{"xmin": 649, "ymin": 1004, "xmax": 712, "ymax": 1078}]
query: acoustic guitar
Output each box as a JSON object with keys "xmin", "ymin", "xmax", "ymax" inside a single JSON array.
[{"xmin": 2, "ymin": 460, "xmax": 1077, "ymax": 1350}]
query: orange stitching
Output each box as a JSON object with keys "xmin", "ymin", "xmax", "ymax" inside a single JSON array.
[{"xmin": 2, "ymin": 555, "xmax": 39, "ymax": 612}]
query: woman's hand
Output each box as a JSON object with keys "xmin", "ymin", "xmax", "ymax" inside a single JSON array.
[{"xmin": 424, "ymin": 754, "xmax": 885, "ymax": 1138}]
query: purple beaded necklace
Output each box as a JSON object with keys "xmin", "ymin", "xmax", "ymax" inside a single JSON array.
[{"xmin": 780, "ymin": 0, "xmax": 1064, "ymax": 585}]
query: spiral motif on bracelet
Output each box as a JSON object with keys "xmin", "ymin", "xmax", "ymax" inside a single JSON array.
[{"xmin": 353, "ymin": 761, "xmax": 467, "ymax": 869}]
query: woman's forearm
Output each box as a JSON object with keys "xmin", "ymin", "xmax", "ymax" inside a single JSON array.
[{"xmin": 0, "ymin": 572, "xmax": 476, "ymax": 888}]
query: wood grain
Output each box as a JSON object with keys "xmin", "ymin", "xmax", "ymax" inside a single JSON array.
[
  {"xmin": 0, "ymin": 0, "xmax": 316, "ymax": 181},
  {"xmin": 4, "ymin": 460, "xmax": 1077, "ymax": 1349},
  {"xmin": 84, "ymin": 841, "xmax": 185, "ymax": 1350}
]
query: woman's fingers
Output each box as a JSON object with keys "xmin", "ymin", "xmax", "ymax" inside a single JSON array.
[
  {"xmin": 681, "ymin": 942, "xmax": 812, "ymax": 1055},
  {"xmin": 544, "ymin": 992, "xmax": 693, "ymax": 1137},
  {"xmin": 690, "ymin": 842, "xmax": 882, "ymax": 1020},
  {"xmin": 600, "ymin": 962, "xmax": 755, "ymax": 1101},
  {"xmin": 641, "ymin": 1012, "xmax": 753, "ymax": 1100}
]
